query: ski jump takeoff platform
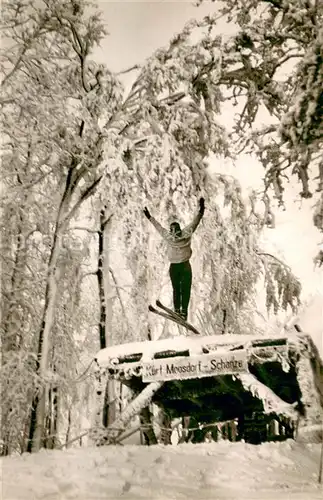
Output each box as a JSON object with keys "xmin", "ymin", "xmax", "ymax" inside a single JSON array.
[{"xmin": 93, "ymin": 332, "xmax": 323, "ymax": 445}]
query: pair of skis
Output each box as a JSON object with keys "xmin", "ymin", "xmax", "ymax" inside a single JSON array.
[{"xmin": 148, "ymin": 300, "xmax": 200, "ymax": 335}]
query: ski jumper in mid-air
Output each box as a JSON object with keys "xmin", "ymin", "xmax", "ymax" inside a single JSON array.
[{"xmin": 143, "ymin": 198, "xmax": 205, "ymax": 320}]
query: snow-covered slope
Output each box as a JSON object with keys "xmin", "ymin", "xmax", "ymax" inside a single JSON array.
[{"xmin": 1, "ymin": 441, "xmax": 322, "ymax": 500}]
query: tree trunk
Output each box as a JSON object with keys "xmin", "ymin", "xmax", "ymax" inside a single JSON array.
[
  {"xmin": 139, "ymin": 406, "xmax": 158, "ymax": 445},
  {"xmin": 159, "ymin": 411, "xmax": 172, "ymax": 445},
  {"xmin": 28, "ymin": 177, "xmax": 72, "ymax": 452},
  {"xmin": 45, "ymin": 384, "xmax": 59, "ymax": 449},
  {"xmin": 2, "ymin": 159, "xmax": 30, "ymax": 352},
  {"xmin": 97, "ymin": 211, "xmax": 106, "ymax": 349},
  {"xmin": 14, "ymin": 133, "xmax": 102, "ymax": 453},
  {"xmin": 30, "ymin": 232, "xmax": 62, "ymax": 452},
  {"xmin": 52, "ymin": 387, "xmax": 59, "ymax": 448},
  {"xmin": 0, "ymin": 428, "xmax": 10, "ymax": 456},
  {"xmin": 97, "ymin": 209, "xmax": 117, "ymax": 425},
  {"xmin": 65, "ymin": 407, "xmax": 72, "ymax": 448},
  {"xmin": 28, "ymin": 169, "xmax": 89, "ymax": 452},
  {"xmin": 104, "ymin": 381, "xmax": 163, "ymax": 442},
  {"xmin": 2, "ymin": 223, "xmax": 26, "ymax": 351},
  {"xmin": 102, "ymin": 380, "xmax": 116, "ymax": 427}
]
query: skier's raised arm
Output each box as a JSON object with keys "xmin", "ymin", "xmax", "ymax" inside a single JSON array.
[
  {"xmin": 183, "ymin": 198, "xmax": 205, "ymax": 235},
  {"xmin": 143, "ymin": 206, "xmax": 169, "ymax": 239}
]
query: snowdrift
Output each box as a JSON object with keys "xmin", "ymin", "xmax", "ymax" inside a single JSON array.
[{"xmin": 1, "ymin": 441, "xmax": 322, "ymax": 500}]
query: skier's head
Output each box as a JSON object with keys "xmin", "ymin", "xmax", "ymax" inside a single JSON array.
[{"xmin": 170, "ymin": 221, "xmax": 182, "ymax": 237}]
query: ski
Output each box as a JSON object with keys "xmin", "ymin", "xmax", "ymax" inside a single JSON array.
[
  {"xmin": 155, "ymin": 300, "xmax": 200, "ymax": 335},
  {"xmin": 156, "ymin": 300, "xmax": 185, "ymax": 322},
  {"xmin": 148, "ymin": 305, "xmax": 198, "ymax": 335},
  {"xmin": 148, "ymin": 303, "xmax": 200, "ymax": 335},
  {"xmin": 148, "ymin": 305, "xmax": 180, "ymax": 327}
]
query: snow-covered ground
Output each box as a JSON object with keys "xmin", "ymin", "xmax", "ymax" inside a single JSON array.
[{"xmin": 1, "ymin": 441, "xmax": 322, "ymax": 500}]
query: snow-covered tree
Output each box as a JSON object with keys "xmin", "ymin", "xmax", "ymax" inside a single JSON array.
[
  {"xmin": 197, "ymin": 0, "xmax": 322, "ymax": 190},
  {"xmin": 95, "ymin": 9, "xmax": 302, "ymax": 339},
  {"xmin": 0, "ymin": 0, "xmax": 123, "ymax": 453},
  {"xmin": 195, "ymin": 0, "xmax": 322, "ymax": 244},
  {"xmin": 1, "ymin": 0, "xmax": 306, "ymax": 454}
]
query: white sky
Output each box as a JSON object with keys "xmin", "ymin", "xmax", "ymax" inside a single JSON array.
[{"xmin": 93, "ymin": 0, "xmax": 322, "ymax": 302}]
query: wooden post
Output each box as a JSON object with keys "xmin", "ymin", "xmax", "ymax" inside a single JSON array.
[
  {"xmin": 139, "ymin": 406, "xmax": 158, "ymax": 445},
  {"xmin": 104, "ymin": 381, "xmax": 163, "ymax": 442},
  {"xmin": 295, "ymin": 353, "xmax": 322, "ymax": 441},
  {"xmin": 231, "ymin": 420, "xmax": 237, "ymax": 442}
]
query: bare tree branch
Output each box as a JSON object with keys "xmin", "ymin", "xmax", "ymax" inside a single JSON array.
[
  {"xmin": 116, "ymin": 64, "xmax": 141, "ymax": 76},
  {"xmin": 81, "ymin": 271, "xmax": 98, "ymax": 280},
  {"xmin": 102, "ymin": 213, "xmax": 113, "ymax": 230},
  {"xmin": 109, "ymin": 267, "xmax": 129, "ymax": 322},
  {"xmin": 62, "ymin": 176, "xmax": 103, "ymax": 228}
]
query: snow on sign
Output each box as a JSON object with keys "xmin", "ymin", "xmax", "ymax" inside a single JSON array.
[{"xmin": 142, "ymin": 351, "xmax": 249, "ymax": 382}]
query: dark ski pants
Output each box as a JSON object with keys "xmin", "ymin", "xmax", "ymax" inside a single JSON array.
[{"xmin": 169, "ymin": 260, "xmax": 192, "ymax": 319}]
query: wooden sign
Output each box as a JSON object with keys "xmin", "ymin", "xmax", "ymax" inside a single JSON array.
[{"xmin": 142, "ymin": 350, "xmax": 249, "ymax": 382}]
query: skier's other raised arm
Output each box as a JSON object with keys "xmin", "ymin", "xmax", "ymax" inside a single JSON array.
[
  {"xmin": 183, "ymin": 198, "xmax": 205, "ymax": 235},
  {"xmin": 143, "ymin": 206, "xmax": 169, "ymax": 239}
]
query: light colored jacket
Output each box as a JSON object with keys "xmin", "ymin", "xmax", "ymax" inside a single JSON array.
[{"xmin": 149, "ymin": 212, "xmax": 203, "ymax": 264}]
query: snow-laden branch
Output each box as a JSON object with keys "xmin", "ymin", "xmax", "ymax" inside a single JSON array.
[
  {"xmin": 238, "ymin": 373, "xmax": 298, "ymax": 418},
  {"xmin": 257, "ymin": 251, "xmax": 292, "ymax": 272},
  {"xmin": 68, "ymin": 226, "xmax": 99, "ymax": 234},
  {"xmin": 1, "ymin": 46, "xmax": 28, "ymax": 87},
  {"xmin": 61, "ymin": 176, "xmax": 103, "ymax": 228},
  {"xmin": 272, "ymin": 52, "xmax": 304, "ymax": 73}
]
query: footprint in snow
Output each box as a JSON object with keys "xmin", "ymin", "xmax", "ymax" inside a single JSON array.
[{"xmin": 122, "ymin": 481, "xmax": 132, "ymax": 493}]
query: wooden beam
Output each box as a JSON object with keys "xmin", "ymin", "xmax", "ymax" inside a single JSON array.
[{"xmin": 104, "ymin": 381, "xmax": 163, "ymax": 442}]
